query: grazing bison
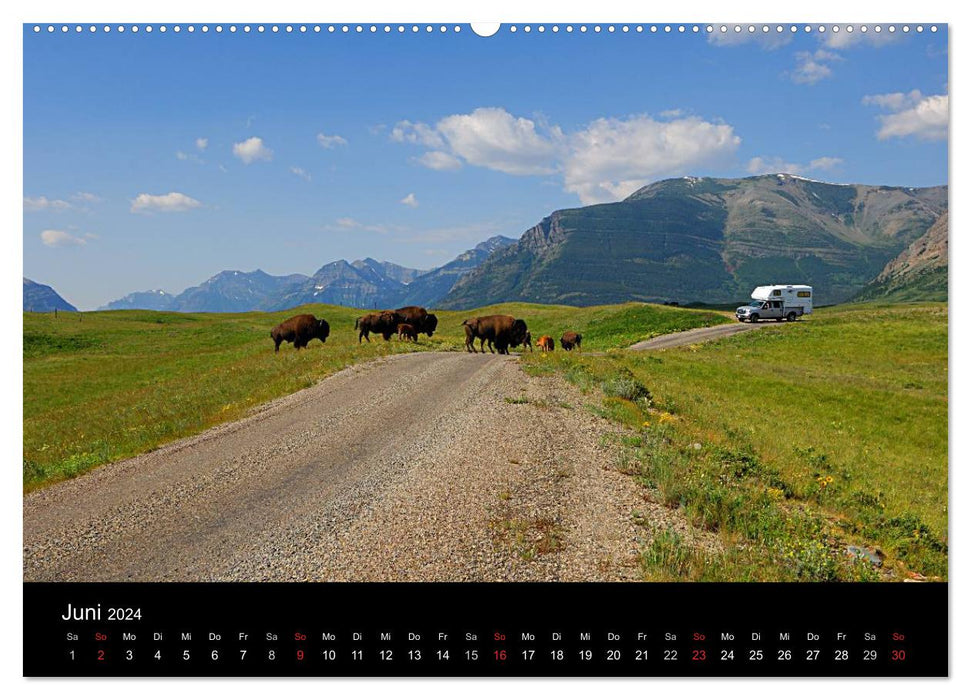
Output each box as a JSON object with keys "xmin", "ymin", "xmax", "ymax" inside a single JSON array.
[
  {"xmin": 463, "ymin": 315, "xmax": 529, "ymax": 355},
  {"xmin": 397, "ymin": 323, "xmax": 418, "ymax": 342},
  {"xmin": 355, "ymin": 311, "xmax": 398, "ymax": 343},
  {"xmin": 537, "ymin": 335, "xmax": 555, "ymax": 352},
  {"xmin": 395, "ymin": 306, "xmax": 438, "ymax": 337},
  {"xmin": 271, "ymin": 314, "xmax": 330, "ymax": 352},
  {"xmin": 560, "ymin": 331, "xmax": 582, "ymax": 351}
]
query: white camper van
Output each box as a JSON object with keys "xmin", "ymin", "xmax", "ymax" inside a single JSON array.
[{"xmin": 735, "ymin": 284, "xmax": 813, "ymax": 323}]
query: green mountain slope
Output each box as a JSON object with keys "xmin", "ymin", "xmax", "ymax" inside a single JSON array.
[
  {"xmin": 441, "ymin": 174, "xmax": 947, "ymax": 308},
  {"xmin": 855, "ymin": 211, "xmax": 948, "ymax": 302}
]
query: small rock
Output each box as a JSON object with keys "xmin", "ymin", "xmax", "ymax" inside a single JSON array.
[{"xmin": 846, "ymin": 545, "xmax": 884, "ymax": 567}]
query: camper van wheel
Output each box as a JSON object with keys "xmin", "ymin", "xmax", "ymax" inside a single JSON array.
[
  {"xmin": 786, "ymin": 312, "xmax": 797, "ymax": 322},
  {"xmin": 749, "ymin": 314, "xmax": 759, "ymax": 323}
]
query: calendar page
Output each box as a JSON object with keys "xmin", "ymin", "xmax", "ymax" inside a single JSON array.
[{"xmin": 22, "ymin": 20, "xmax": 948, "ymax": 677}]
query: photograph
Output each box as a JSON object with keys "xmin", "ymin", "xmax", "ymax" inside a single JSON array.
[{"xmin": 20, "ymin": 18, "xmax": 949, "ymax": 678}]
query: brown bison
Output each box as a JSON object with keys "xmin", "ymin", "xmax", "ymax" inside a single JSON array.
[
  {"xmin": 560, "ymin": 331, "xmax": 582, "ymax": 351},
  {"xmin": 537, "ymin": 335, "xmax": 555, "ymax": 352},
  {"xmin": 271, "ymin": 314, "xmax": 330, "ymax": 352},
  {"xmin": 462, "ymin": 315, "xmax": 529, "ymax": 355},
  {"xmin": 463, "ymin": 321, "xmax": 478, "ymax": 353},
  {"xmin": 355, "ymin": 311, "xmax": 398, "ymax": 343},
  {"xmin": 395, "ymin": 306, "xmax": 438, "ymax": 336},
  {"xmin": 397, "ymin": 323, "xmax": 418, "ymax": 342}
]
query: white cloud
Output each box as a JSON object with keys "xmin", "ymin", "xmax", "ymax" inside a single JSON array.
[
  {"xmin": 391, "ymin": 120, "xmax": 445, "ymax": 148},
  {"xmin": 747, "ymin": 156, "xmax": 803, "ymax": 175},
  {"xmin": 707, "ymin": 28, "xmax": 793, "ymax": 50},
  {"xmin": 822, "ymin": 28, "xmax": 900, "ymax": 50},
  {"xmin": 395, "ymin": 107, "xmax": 742, "ymax": 205},
  {"xmin": 71, "ymin": 191, "xmax": 101, "ymax": 203},
  {"xmin": 176, "ymin": 150, "xmax": 205, "ymax": 164},
  {"xmin": 400, "ymin": 193, "xmax": 419, "ymax": 208},
  {"xmin": 863, "ymin": 90, "xmax": 948, "ymax": 141},
  {"xmin": 130, "ymin": 192, "xmax": 202, "ymax": 214},
  {"xmin": 791, "ymin": 49, "xmax": 841, "ymax": 85},
  {"xmin": 564, "ymin": 115, "xmax": 740, "ymax": 204},
  {"xmin": 808, "ymin": 156, "xmax": 844, "ymax": 171},
  {"xmin": 416, "ymin": 150, "xmax": 463, "ymax": 171},
  {"xmin": 40, "ymin": 229, "xmax": 86, "ymax": 247},
  {"xmin": 435, "ymin": 108, "xmax": 561, "ymax": 175},
  {"xmin": 316, "ymin": 132, "xmax": 348, "ymax": 149},
  {"xmin": 232, "ymin": 136, "xmax": 273, "ymax": 164},
  {"xmin": 24, "ymin": 196, "xmax": 71, "ymax": 212},
  {"xmin": 747, "ymin": 155, "xmax": 844, "ymax": 176},
  {"xmin": 326, "ymin": 217, "xmax": 394, "ymax": 235},
  {"xmin": 862, "ymin": 89, "xmax": 923, "ymax": 111},
  {"xmin": 195, "ymin": 137, "xmax": 208, "ymax": 151},
  {"xmin": 290, "ymin": 166, "xmax": 312, "ymax": 182}
]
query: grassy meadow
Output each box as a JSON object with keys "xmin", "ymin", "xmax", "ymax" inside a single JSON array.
[
  {"xmin": 521, "ymin": 303, "xmax": 948, "ymax": 581},
  {"xmin": 23, "ymin": 302, "xmax": 725, "ymax": 491}
]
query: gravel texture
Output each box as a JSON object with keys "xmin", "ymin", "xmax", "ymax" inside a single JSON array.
[{"xmin": 24, "ymin": 351, "xmax": 694, "ymax": 582}]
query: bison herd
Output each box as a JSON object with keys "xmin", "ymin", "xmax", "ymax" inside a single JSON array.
[{"xmin": 270, "ymin": 306, "xmax": 582, "ymax": 356}]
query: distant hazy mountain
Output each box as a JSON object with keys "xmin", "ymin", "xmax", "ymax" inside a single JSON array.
[
  {"xmin": 441, "ymin": 174, "xmax": 947, "ymax": 308},
  {"xmin": 172, "ymin": 269, "xmax": 309, "ymax": 313},
  {"xmin": 395, "ymin": 236, "xmax": 517, "ymax": 307},
  {"xmin": 351, "ymin": 258, "xmax": 425, "ymax": 285},
  {"xmin": 100, "ymin": 289, "xmax": 178, "ymax": 311},
  {"xmin": 23, "ymin": 278, "xmax": 77, "ymax": 312},
  {"xmin": 265, "ymin": 259, "xmax": 410, "ymax": 310},
  {"xmin": 855, "ymin": 211, "xmax": 948, "ymax": 302},
  {"xmin": 102, "ymin": 246, "xmax": 506, "ymax": 312}
]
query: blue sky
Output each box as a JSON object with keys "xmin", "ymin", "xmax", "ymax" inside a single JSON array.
[{"xmin": 23, "ymin": 24, "xmax": 948, "ymax": 309}]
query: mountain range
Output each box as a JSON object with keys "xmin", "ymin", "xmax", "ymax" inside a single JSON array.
[
  {"xmin": 23, "ymin": 278, "xmax": 77, "ymax": 312},
  {"xmin": 42, "ymin": 174, "xmax": 947, "ymax": 314},
  {"xmin": 440, "ymin": 174, "xmax": 947, "ymax": 308},
  {"xmin": 99, "ymin": 236, "xmax": 517, "ymax": 312}
]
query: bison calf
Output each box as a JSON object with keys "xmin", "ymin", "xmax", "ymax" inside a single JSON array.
[
  {"xmin": 560, "ymin": 331, "xmax": 582, "ymax": 351},
  {"xmin": 271, "ymin": 314, "xmax": 330, "ymax": 352},
  {"xmin": 397, "ymin": 323, "xmax": 418, "ymax": 342},
  {"xmin": 537, "ymin": 335, "xmax": 555, "ymax": 352}
]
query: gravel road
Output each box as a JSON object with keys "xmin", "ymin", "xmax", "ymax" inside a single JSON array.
[
  {"xmin": 24, "ymin": 352, "xmax": 690, "ymax": 582},
  {"xmin": 628, "ymin": 321, "xmax": 764, "ymax": 351}
]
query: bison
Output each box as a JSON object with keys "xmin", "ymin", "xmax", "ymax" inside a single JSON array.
[
  {"xmin": 537, "ymin": 335, "xmax": 555, "ymax": 352},
  {"xmin": 520, "ymin": 330, "xmax": 533, "ymax": 352},
  {"xmin": 463, "ymin": 320, "xmax": 478, "ymax": 353},
  {"xmin": 355, "ymin": 311, "xmax": 398, "ymax": 343},
  {"xmin": 271, "ymin": 314, "xmax": 330, "ymax": 352},
  {"xmin": 560, "ymin": 331, "xmax": 582, "ymax": 351},
  {"xmin": 397, "ymin": 323, "xmax": 418, "ymax": 342},
  {"xmin": 462, "ymin": 315, "xmax": 529, "ymax": 355},
  {"xmin": 395, "ymin": 306, "xmax": 438, "ymax": 337}
]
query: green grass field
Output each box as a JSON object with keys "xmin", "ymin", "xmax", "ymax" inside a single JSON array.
[
  {"xmin": 521, "ymin": 303, "xmax": 948, "ymax": 581},
  {"xmin": 23, "ymin": 302, "xmax": 725, "ymax": 491}
]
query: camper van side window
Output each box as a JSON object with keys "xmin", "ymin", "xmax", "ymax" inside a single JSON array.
[
  {"xmin": 797, "ymin": 291, "xmax": 811, "ymax": 298},
  {"xmin": 772, "ymin": 289, "xmax": 782, "ymax": 296}
]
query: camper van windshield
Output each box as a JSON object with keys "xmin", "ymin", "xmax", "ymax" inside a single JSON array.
[{"xmin": 749, "ymin": 301, "xmax": 763, "ymax": 307}]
